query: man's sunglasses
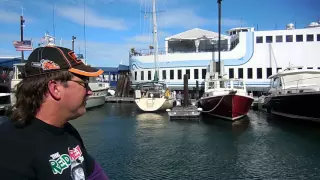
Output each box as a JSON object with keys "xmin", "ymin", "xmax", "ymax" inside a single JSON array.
[{"xmin": 69, "ymin": 80, "xmax": 90, "ymax": 90}]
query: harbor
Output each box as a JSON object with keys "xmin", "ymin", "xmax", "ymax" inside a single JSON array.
[{"xmin": 1, "ymin": 0, "xmax": 320, "ymax": 179}]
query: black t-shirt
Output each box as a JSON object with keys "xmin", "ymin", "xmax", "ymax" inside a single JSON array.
[{"xmin": 0, "ymin": 118, "xmax": 95, "ymax": 180}]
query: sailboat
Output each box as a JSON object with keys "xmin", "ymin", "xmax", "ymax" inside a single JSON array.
[
  {"xmin": 134, "ymin": 0, "xmax": 174, "ymax": 112},
  {"xmin": 197, "ymin": 0, "xmax": 254, "ymax": 120}
]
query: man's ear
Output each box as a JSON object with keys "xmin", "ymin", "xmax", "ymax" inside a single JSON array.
[{"xmin": 47, "ymin": 80, "xmax": 62, "ymax": 100}]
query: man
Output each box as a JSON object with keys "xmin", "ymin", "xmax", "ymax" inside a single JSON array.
[{"xmin": 0, "ymin": 46, "xmax": 109, "ymax": 180}]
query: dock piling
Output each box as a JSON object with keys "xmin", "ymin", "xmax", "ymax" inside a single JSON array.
[{"xmin": 168, "ymin": 74, "xmax": 201, "ymax": 122}]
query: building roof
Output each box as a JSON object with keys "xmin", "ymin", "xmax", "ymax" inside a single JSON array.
[
  {"xmin": 94, "ymin": 65, "xmax": 129, "ymax": 74},
  {"xmin": 118, "ymin": 64, "xmax": 129, "ymax": 71},
  {"xmin": 94, "ymin": 67, "xmax": 118, "ymax": 73},
  {"xmin": 0, "ymin": 57, "xmax": 23, "ymax": 69},
  {"xmin": 165, "ymin": 28, "xmax": 229, "ymax": 41}
]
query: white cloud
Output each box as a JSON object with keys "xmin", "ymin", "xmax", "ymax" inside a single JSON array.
[
  {"xmin": 0, "ymin": 0, "xmax": 36, "ymax": 23},
  {"xmin": 125, "ymin": 31, "xmax": 172, "ymax": 43},
  {"xmin": 157, "ymin": 8, "xmax": 245, "ymax": 29},
  {"xmin": 55, "ymin": 5, "xmax": 128, "ymax": 30},
  {"xmin": 0, "ymin": 38, "xmax": 134, "ymax": 67},
  {"xmin": 0, "ymin": 9, "xmax": 34, "ymax": 23},
  {"xmin": 65, "ymin": 0, "xmax": 115, "ymax": 5},
  {"xmin": 126, "ymin": 35, "xmax": 152, "ymax": 43},
  {"xmin": 0, "ymin": 31, "xmax": 150, "ymax": 67},
  {"xmin": 157, "ymin": 8, "xmax": 210, "ymax": 29},
  {"xmin": 0, "ymin": 0, "xmax": 22, "ymax": 8},
  {"xmin": 53, "ymin": 39, "xmax": 148, "ymax": 67}
]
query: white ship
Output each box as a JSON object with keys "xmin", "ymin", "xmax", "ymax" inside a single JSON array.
[{"xmin": 130, "ymin": 20, "xmax": 320, "ymax": 95}]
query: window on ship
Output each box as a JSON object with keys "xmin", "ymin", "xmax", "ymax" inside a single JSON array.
[
  {"xmin": 178, "ymin": 70, "xmax": 182, "ymax": 79},
  {"xmin": 194, "ymin": 69, "xmax": 199, "ymax": 79},
  {"xmin": 307, "ymin": 34, "xmax": 314, "ymax": 41},
  {"xmin": 247, "ymin": 68, "xmax": 253, "ymax": 79},
  {"xmin": 296, "ymin": 35, "xmax": 303, "ymax": 42},
  {"xmin": 148, "ymin": 71, "xmax": 151, "ymax": 80},
  {"xmin": 170, "ymin": 70, "xmax": 174, "ymax": 80},
  {"xmin": 238, "ymin": 68, "xmax": 243, "ymax": 79},
  {"xmin": 276, "ymin": 35, "xmax": 282, "ymax": 42},
  {"xmin": 202, "ymin": 69, "xmax": 206, "ymax": 79},
  {"xmin": 186, "ymin": 69, "xmax": 190, "ymax": 79},
  {"xmin": 257, "ymin": 68, "xmax": 262, "ymax": 79},
  {"xmin": 162, "ymin": 70, "xmax": 166, "ymax": 80}
]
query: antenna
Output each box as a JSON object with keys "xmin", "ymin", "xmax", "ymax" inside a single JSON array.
[
  {"xmin": 53, "ymin": 3, "xmax": 56, "ymax": 38},
  {"xmin": 83, "ymin": 0, "xmax": 87, "ymax": 64},
  {"xmin": 21, "ymin": 6, "xmax": 25, "ymax": 16}
]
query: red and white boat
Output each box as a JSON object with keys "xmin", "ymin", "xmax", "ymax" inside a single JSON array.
[{"xmin": 198, "ymin": 72, "xmax": 254, "ymax": 121}]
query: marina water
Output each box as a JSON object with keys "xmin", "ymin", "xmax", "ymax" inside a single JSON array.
[
  {"xmin": 70, "ymin": 103, "xmax": 320, "ymax": 179},
  {"xmin": 2, "ymin": 103, "xmax": 319, "ymax": 179}
]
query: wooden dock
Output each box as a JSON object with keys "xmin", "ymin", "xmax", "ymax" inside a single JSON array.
[
  {"xmin": 167, "ymin": 105, "xmax": 201, "ymax": 121},
  {"xmin": 105, "ymin": 97, "xmax": 134, "ymax": 103}
]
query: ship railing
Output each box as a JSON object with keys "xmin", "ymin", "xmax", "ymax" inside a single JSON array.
[
  {"xmin": 129, "ymin": 44, "xmax": 232, "ymax": 57},
  {"xmin": 205, "ymin": 79, "xmax": 245, "ymax": 91},
  {"xmin": 275, "ymin": 76, "xmax": 320, "ymax": 94}
]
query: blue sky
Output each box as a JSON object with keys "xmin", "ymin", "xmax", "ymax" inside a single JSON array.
[{"xmin": 0, "ymin": 0, "xmax": 319, "ymax": 67}]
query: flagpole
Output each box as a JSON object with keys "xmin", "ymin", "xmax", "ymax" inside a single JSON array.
[{"xmin": 20, "ymin": 15, "xmax": 24, "ymax": 62}]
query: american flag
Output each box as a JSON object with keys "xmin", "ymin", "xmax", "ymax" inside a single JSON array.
[{"xmin": 13, "ymin": 40, "xmax": 33, "ymax": 51}]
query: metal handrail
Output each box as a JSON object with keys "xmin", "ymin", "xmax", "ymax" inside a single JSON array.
[{"xmin": 129, "ymin": 44, "xmax": 233, "ymax": 57}]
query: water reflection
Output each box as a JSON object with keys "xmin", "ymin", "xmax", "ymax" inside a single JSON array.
[
  {"xmin": 201, "ymin": 114, "xmax": 250, "ymax": 136},
  {"xmin": 135, "ymin": 112, "xmax": 168, "ymax": 133},
  {"xmin": 136, "ymin": 112, "xmax": 166, "ymax": 121}
]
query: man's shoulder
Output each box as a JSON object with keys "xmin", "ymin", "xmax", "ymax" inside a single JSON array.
[
  {"xmin": 0, "ymin": 118, "xmax": 16, "ymax": 135},
  {"xmin": 0, "ymin": 118, "xmax": 35, "ymax": 142},
  {"xmin": 0, "ymin": 119, "xmax": 33, "ymax": 159}
]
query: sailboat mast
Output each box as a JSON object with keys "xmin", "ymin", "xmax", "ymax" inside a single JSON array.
[
  {"xmin": 152, "ymin": 0, "xmax": 159, "ymax": 81},
  {"xmin": 217, "ymin": 0, "xmax": 222, "ymax": 76}
]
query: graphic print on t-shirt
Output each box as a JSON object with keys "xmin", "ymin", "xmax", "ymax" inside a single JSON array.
[{"xmin": 49, "ymin": 145, "xmax": 85, "ymax": 180}]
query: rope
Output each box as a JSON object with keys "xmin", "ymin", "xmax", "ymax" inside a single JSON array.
[{"xmin": 197, "ymin": 95, "xmax": 225, "ymax": 113}]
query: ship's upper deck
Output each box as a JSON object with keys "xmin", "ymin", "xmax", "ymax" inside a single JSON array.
[
  {"xmin": 130, "ymin": 21, "xmax": 320, "ymax": 57},
  {"xmin": 130, "ymin": 28, "xmax": 241, "ymax": 56}
]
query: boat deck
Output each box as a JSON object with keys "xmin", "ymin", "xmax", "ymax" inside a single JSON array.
[{"xmin": 105, "ymin": 97, "xmax": 134, "ymax": 103}]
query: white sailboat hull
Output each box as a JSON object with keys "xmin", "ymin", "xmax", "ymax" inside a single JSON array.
[{"xmin": 135, "ymin": 98, "xmax": 174, "ymax": 112}]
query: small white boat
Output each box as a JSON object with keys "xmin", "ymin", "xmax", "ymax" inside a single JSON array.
[
  {"xmin": 262, "ymin": 67, "xmax": 320, "ymax": 122},
  {"xmin": 86, "ymin": 77, "xmax": 108, "ymax": 109}
]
